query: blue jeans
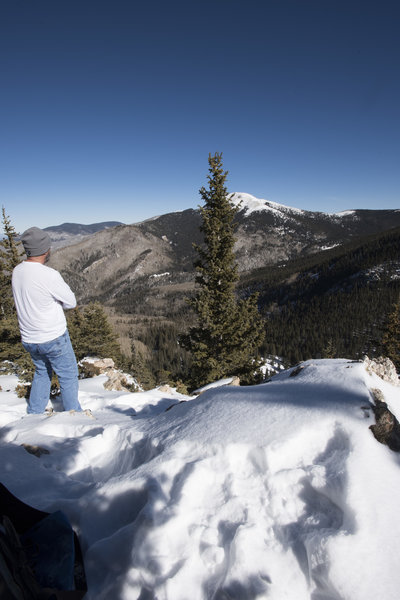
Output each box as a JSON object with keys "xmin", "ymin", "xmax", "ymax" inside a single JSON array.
[{"xmin": 22, "ymin": 330, "xmax": 82, "ymax": 414}]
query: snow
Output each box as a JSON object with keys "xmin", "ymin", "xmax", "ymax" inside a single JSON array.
[
  {"xmin": 150, "ymin": 272, "xmax": 170, "ymax": 279},
  {"xmin": 321, "ymin": 243, "xmax": 341, "ymax": 251},
  {"xmin": 230, "ymin": 192, "xmax": 305, "ymax": 217},
  {"xmin": 1, "ymin": 359, "xmax": 400, "ymax": 599},
  {"xmin": 333, "ymin": 210, "xmax": 357, "ymax": 218},
  {"xmin": 229, "ymin": 193, "xmax": 360, "ymax": 222}
]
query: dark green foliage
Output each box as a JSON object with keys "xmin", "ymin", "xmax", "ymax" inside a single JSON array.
[
  {"xmin": 128, "ymin": 342, "xmax": 156, "ymax": 390},
  {"xmin": 244, "ymin": 226, "xmax": 400, "ymax": 364},
  {"xmin": 134, "ymin": 322, "xmax": 192, "ymax": 387},
  {"xmin": 0, "ymin": 207, "xmax": 22, "ymax": 318},
  {"xmin": 183, "ymin": 153, "xmax": 265, "ymax": 389},
  {"xmin": 381, "ymin": 297, "xmax": 400, "ymax": 372},
  {"xmin": 67, "ymin": 303, "xmax": 121, "ymax": 364},
  {"xmin": 0, "ymin": 208, "xmax": 21, "ymax": 272},
  {"xmin": 321, "ymin": 339, "xmax": 338, "ymax": 359},
  {"xmin": 0, "ymin": 208, "xmax": 27, "ymax": 366},
  {"xmin": 0, "ymin": 313, "xmax": 25, "ymax": 363}
]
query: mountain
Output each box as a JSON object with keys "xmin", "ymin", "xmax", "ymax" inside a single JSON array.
[
  {"xmin": 49, "ymin": 193, "xmax": 400, "ymax": 301},
  {"xmin": 48, "ymin": 194, "xmax": 400, "ymax": 369},
  {"xmin": 44, "ymin": 221, "xmax": 124, "ymax": 249},
  {"xmin": 230, "ymin": 193, "xmax": 400, "ymax": 270}
]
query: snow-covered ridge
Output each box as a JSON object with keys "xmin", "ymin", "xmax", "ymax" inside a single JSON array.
[
  {"xmin": 230, "ymin": 192, "xmax": 305, "ymax": 217},
  {"xmin": 230, "ymin": 193, "xmax": 362, "ymax": 220},
  {"xmin": 334, "ymin": 210, "xmax": 357, "ymax": 217}
]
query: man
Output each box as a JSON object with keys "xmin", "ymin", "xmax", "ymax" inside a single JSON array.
[{"xmin": 12, "ymin": 227, "xmax": 82, "ymax": 414}]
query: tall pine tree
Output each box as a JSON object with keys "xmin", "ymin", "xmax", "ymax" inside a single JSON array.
[
  {"xmin": 184, "ymin": 153, "xmax": 265, "ymax": 389},
  {"xmin": 0, "ymin": 207, "xmax": 25, "ymax": 363},
  {"xmin": 0, "ymin": 207, "xmax": 22, "ymax": 313}
]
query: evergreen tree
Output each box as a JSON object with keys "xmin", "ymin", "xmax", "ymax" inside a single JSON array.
[
  {"xmin": 322, "ymin": 338, "xmax": 337, "ymax": 359},
  {"xmin": 382, "ymin": 297, "xmax": 400, "ymax": 372},
  {"xmin": 129, "ymin": 341, "xmax": 155, "ymax": 390},
  {"xmin": 0, "ymin": 207, "xmax": 22, "ymax": 313},
  {"xmin": 66, "ymin": 308, "xmax": 86, "ymax": 359},
  {"xmin": 0, "ymin": 208, "xmax": 25, "ymax": 364},
  {"xmin": 67, "ymin": 302, "xmax": 121, "ymax": 363},
  {"xmin": 183, "ymin": 153, "xmax": 265, "ymax": 389}
]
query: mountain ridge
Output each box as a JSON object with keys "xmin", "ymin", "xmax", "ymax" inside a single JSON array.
[
  {"xmin": 49, "ymin": 193, "xmax": 400, "ymax": 304},
  {"xmin": 45, "ymin": 194, "xmax": 400, "ymax": 374},
  {"xmin": 44, "ymin": 220, "xmax": 125, "ymax": 249}
]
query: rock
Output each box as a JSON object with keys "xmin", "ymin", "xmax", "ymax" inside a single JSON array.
[
  {"xmin": 79, "ymin": 357, "xmax": 141, "ymax": 392},
  {"xmin": 228, "ymin": 376, "xmax": 241, "ymax": 387},
  {"xmin": 370, "ymin": 388, "xmax": 400, "ymax": 452},
  {"xmin": 364, "ymin": 356, "xmax": 399, "ymax": 385},
  {"xmin": 290, "ymin": 364, "xmax": 305, "ymax": 377},
  {"xmin": 21, "ymin": 444, "xmax": 50, "ymax": 457},
  {"xmin": 103, "ymin": 370, "xmax": 140, "ymax": 392},
  {"xmin": 158, "ymin": 384, "xmax": 173, "ymax": 393},
  {"xmin": 79, "ymin": 357, "xmax": 115, "ymax": 378}
]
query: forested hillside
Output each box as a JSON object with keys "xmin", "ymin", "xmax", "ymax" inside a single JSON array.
[
  {"xmin": 244, "ymin": 226, "xmax": 400, "ymax": 364},
  {"xmin": 104, "ymin": 225, "xmax": 400, "ymax": 384}
]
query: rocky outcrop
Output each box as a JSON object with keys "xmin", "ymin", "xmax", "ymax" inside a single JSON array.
[
  {"xmin": 364, "ymin": 359, "xmax": 400, "ymax": 451},
  {"xmin": 364, "ymin": 356, "xmax": 399, "ymax": 385},
  {"xmin": 103, "ymin": 371, "xmax": 139, "ymax": 392},
  {"xmin": 79, "ymin": 357, "xmax": 116, "ymax": 377},
  {"xmin": 79, "ymin": 357, "xmax": 141, "ymax": 392},
  {"xmin": 369, "ymin": 388, "xmax": 400, "ymax": 452}
]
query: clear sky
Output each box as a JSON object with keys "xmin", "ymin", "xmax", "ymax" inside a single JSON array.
[{"xmin": 1, "ymin": 0, "xmax": 399, "ymax": 233}]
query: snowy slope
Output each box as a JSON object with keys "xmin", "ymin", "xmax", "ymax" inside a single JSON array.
[
  {"xmin": 230, "ymin": 192, "xmax": 305, "ymax": 217},
  {"xmin": 230, "ymin": 192, "xmax": 360, "ymax": 222},
  {"xmin": 1, "ymin": 359, "xmax": 400, "ymax": 600}
]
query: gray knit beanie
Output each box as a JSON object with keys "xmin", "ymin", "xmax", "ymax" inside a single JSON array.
[{"xmin": 21, "ymin": 227, "xmax": 51, "ymax": 257}]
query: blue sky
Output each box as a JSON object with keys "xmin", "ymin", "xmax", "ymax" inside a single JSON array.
[{"xmin": 1, "ymin": 0, "xmax": 399, "ymax": 233}]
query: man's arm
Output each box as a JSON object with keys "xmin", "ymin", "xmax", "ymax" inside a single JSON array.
[{"xmin": 50, "ymin": 271, "xmax": 77, "ymax": 309}]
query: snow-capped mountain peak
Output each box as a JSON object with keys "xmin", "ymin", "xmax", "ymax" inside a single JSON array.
[{"xmin": 230, "ymin": 192, "xmax": 305, "ymax": 217}]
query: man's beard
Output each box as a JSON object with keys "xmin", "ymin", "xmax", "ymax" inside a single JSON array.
[{"xmin": 45, "ymin": 250, "xmax": 51, "ymax": 264}]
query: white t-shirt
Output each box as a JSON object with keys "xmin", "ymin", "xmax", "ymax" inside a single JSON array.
[{"xmin": 12, "ymin": 261, "xmax": 77, "ymax": 343}]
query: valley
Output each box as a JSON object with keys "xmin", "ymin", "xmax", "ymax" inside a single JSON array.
[{"xmin": 47, "ymin": 194, "xmax": 400, "ymax": 379}]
